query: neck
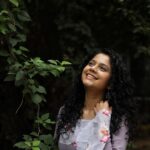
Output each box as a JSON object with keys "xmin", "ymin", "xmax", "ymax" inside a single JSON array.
[{"xmin": 84, "ymin": 90, "xmax": 103, "ymax": 110}]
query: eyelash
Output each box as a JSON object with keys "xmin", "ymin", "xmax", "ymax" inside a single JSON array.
[
  {"xmin": 88, "ymin": 62, "xmax": 107, "ymax": 72},
  {"xmin": 88, "ymin": 62, "xmax": 94, "ymax": 66}
]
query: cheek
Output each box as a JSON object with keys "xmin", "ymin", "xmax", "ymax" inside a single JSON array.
[
  {"xmin": 99, "ymin": 73, "xmax": 111, "ymax": 85},
  {"xmin": 81, "ymin": 69, "xmax": 86, "ymax": 81}
]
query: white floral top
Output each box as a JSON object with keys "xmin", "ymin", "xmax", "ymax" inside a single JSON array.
[{"xmin": 59, "ymin": 109, "xmax": 112, "ymax": 150}]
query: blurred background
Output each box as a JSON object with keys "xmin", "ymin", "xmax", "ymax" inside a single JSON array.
[{"xmin": 0, "ymin": 0, "xmax": 150, "ymax": 149}]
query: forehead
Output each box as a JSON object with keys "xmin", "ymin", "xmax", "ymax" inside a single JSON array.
[{"xmin": 91, "ymin": 53, "xmax": 111, "ymax": 65}]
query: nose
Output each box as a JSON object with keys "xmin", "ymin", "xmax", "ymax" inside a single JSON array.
[{"xmin": 89, "ymin": 65, "xmax": 98, "ymax": 72}]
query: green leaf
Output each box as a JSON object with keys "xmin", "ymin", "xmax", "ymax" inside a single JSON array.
[
  {"xmin": 8, "ymin": 23, "xmax": 16, "ymax": 32},
  {"xmin": 0, "ymin": 25, "xmax": 8, "ymax": 34},
  {"xmin": 56, "ymin": 66, "xmax": 65, "ymax": 72},
  {"xmin": 0, "ymin": 10, "xmax": 9, "ymax": 15},
  {"xmin": 35, "ymin": 118, "xmax": 43, "ymax": 124},
  {"xmin": 14, "ymin": 142, "xmax": 29, "ymax": 149},
  {"xmin": 61, "ymin": 61, "xmax": 72, "ymax": 66},
  {"xmin": 9, "ymin": 38, "xmax": 19, "ymax": 47},
  {"xmin": 45, "ymin": 119, "xmax": 55, "ymax": 124},
  {"xmin": 19, "ymin": 46, "xmax": 29, "ymax": 52},
  {"xmin": 48, "ymin": 60, "xmax": 57, "ymax": 65},
  {"xmin": 24, "ymin": 141, "xmax": 31, "ymax": 147},
  {"xmin": 30, "ymin": 85, "xmax": 37, "ymax": 93},
  {"xmin": 23, "ymin": 135, "xmax": 32, "ymax": 141},
  {"xmin": 39, "ymin": 134, "xmax": 53, "ymax": 145},
  {"xmin": 37, "ymin": 86, "xmax": 47, "ymax": 94},
  {"xmin": 16, "ymin": 70, "xmax": 25, "ymax": 81},
  {"xmin": 32, "ymin": 94, "xmax": 43, "ymax": 104},
  {"xmin": 30, "ymin": 132, "xmax": 39, "ymax": 137},
  {"xmin": 50, "ymin": 69, "xmax": 60, "ymax": 77},
  {"xmin": 41, "ymin": 113, "xmax": 49, "ymax": 120},
  {"xmin": 32, "ymin": 140, "xmax": 40, "ymax": 146},
  {"xmin": 32, "ymin": 140, "xmax": 40, "ymax": 147},
  {"xmin": 9, "ymin": 0, "xmax": 19, "ymax": 7},
  {"xmin": 17, "ymin": 11, "xmax": 31, "ymax": 21},
  {"xmin": 40, "ymin": 142, "xmax": 49, "ymax": 150},
  {"xmin": 17, "ymin": 33, "xmax": 26, "ymax": 42},
  {"xmin": 32, "ymin": 147, "xmax": 40, "ymax": 150}
]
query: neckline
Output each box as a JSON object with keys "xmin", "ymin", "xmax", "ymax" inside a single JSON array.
[{"xmin": 79, "ymin": 117, "xmax": 95, "ymax": 122}]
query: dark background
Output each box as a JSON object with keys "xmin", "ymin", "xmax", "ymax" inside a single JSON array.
[{"xmin": 0, "ymin": 0, "xmax": 150, "ymax": 149}]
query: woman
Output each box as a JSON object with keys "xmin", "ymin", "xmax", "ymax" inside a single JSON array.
[{"xmin": 54, "ymin": 48, "xmax": 136, "ymax": 150}]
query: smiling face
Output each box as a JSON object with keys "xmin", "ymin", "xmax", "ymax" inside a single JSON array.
[{"xmin": 81, "ymin": 53, "xmax": 111, "ymax": 92}]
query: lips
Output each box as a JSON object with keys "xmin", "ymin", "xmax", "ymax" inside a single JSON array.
[{"xmin": 86, "ymin": 73, "xmax": 97, "ymax": 80}]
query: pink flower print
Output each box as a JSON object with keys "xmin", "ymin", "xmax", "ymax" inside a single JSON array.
[
  {"xmin": 100, "ymin": 128, "xmax": 109, "ymax": 136},
  {"xmin": 72, "ymin": 141, "xmax": 77, "ymax": 148},
  {"xmin": 99, "ymin": 127, "xmax": 110, "ymax": 143},
  {"xmin": 102, "ymin": 109, "xmax": 111, "ymax": 116},
  {"xmin": 100, "ymin": 136, "xmax": 109, "ymax": 142}
]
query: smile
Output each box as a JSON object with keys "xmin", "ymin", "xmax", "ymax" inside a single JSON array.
[{"xmin": 86, "ymin": 73, "xmax": 97, "ymax": 80}]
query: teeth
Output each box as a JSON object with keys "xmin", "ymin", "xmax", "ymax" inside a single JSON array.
[{"xmin": 87, "ymin": 74, "xmax": 96, "ymax": 79}]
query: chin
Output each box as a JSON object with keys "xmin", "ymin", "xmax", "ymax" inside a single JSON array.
[{"xmin": 82, "ymin": 80, "xmax": 94, "ymax": 87}]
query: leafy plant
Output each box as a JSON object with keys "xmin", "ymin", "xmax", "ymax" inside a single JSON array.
[{"xmin": 0, "ymin": 0, "xmax": 71, "ymax": 149}]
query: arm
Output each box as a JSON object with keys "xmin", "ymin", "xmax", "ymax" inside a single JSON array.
[
  {"xmin": 112, "ymin": 120, "xmax": 128, "ymax": 150},
  {"xmin": 90, "ymin": 109, "xmax": 111, "ymax": 150},
  {"xmin": 104, "ymin": 119, "xmax": 128, "ymax": 150}
]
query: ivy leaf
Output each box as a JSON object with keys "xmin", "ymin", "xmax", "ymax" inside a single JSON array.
[
  {"xmin": 32, "ymin": 94, "xmax": 43, "ymax": 104},
  {"xmin": 9, "ymin": 0, "xmax": 19, "ymax": 7}
]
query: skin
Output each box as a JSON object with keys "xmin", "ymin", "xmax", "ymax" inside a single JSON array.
[{"xmin": 81, "ymin": 53, "xmax": 112, "ymax": 119}]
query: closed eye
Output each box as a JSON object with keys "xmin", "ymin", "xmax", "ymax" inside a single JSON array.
[
  {"xmin": 99, "ymin": 66, "xmax": 107, "ymax": 72},
  {"xmin": 88, "ymin": 61, "xmax": 95, "ymax": 66}
]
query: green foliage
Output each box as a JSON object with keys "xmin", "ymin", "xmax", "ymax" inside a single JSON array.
[
  {"xmin": 0, "ymin": 0, "xmax": 71, "ymax": 149},
  {"xmin": 14, "ymin": 113, "xmax": 57, "ymax": 150}
]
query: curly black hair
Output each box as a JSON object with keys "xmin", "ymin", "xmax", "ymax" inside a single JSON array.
[{"xmin": 55, "ymin": 48, "xmax": 136, "ymax": 142}]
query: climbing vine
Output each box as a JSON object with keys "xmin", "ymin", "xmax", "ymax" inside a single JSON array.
[{"xmin": 0, "ymin": 0, "xmax": 70, "ymax": 149}]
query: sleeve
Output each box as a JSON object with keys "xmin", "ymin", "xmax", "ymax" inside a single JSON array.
[
  {"xmin": 104, "ymin": 119, "xmax": 129, "ymax": 150},
  {"xmin": 111, "ymin": 120, "xmax": 128, "ymax": 150},
  {"xmin": 92, "ymin": 109, "xmax": 111, "ymax": 149}
]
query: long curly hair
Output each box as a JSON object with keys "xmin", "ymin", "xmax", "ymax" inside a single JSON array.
[{"xmin": 56, "ymin": 48, "xmax": 136, "ymax": 142}]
